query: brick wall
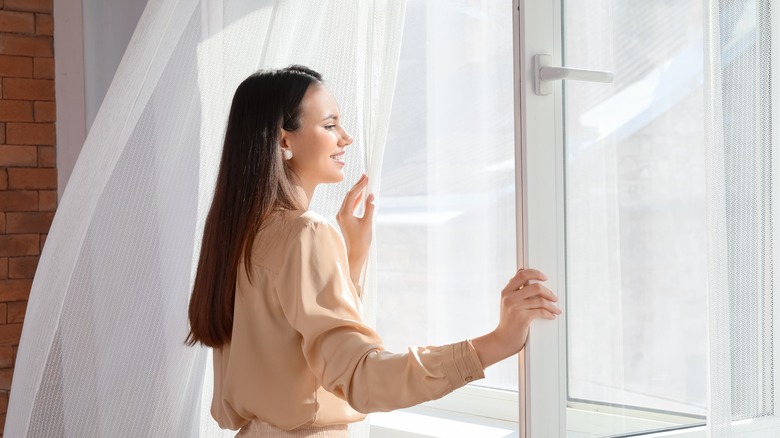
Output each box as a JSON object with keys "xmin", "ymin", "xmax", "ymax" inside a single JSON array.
[{"xmin": 0, "ymin": 0, "xmax": 55, "ymax": 432}]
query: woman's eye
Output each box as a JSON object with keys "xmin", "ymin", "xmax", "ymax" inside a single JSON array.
[{"xmin": 324, "ymin": 125, "xmax": 336, "ymax": 130}]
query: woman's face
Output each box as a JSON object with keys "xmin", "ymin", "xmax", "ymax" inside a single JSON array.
[{"xmin": 281, "ymin": 84, "xmax": 353, "ymax": 189}]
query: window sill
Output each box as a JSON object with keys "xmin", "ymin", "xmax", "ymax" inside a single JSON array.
[
  {"xmin": 369, "ymin": 408, "xmax": 780, "ymax": 438},
  {"xmin": 369, "ymin": 406, "xmax": 518, "ymax": 438}
]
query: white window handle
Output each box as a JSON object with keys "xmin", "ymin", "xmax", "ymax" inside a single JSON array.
[{"xmin": 534, "ymin": 54, "xmax": 614, "ymax": 96}]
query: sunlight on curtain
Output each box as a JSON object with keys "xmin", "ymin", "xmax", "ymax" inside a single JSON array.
[
  {"xmin": 374, "ymin": 0, "xmax": 517, "ymax": 391},
  {"xmin": 705, "ymin": 0, "xmax": 774, "ymax": 435},
  {"xmin": 6, "ymin": 1, "xmax": 405, "ymax": 437}
]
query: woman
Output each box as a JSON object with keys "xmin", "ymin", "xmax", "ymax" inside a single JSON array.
[{"xmin": 186, "ymin": 65, "xmax": 561, "ymax": 437}]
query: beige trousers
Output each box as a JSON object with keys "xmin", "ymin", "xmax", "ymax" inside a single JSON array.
[{"xmin": 235, "ymin": 420, "xmax": 348, "ymax": 438}]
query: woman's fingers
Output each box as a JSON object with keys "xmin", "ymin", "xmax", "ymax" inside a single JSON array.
[
  {"xmin": 339, "ymin": 174, "xmax": 369, "ymax": 217},
  {"xmin": 339, "ymin": 174, "xmax": 365, "ymax": 210},
  {"xmin": 504, "ymin": 290, "xmax": 560, "ymax": 314},
  {"xmin": 516, "ymin": 283, "xmax": 558, "ymax": 302},
  {"xmin": 352, "ymin": 190, "xmax": 364, "ymax": 212},
  {"xmin": 503, "ymin": 268, "xmax": 547, "ymax": 295},
  {"xmin": 533, "ymin": 309, "xmax": 558, "ymax": 320},
  {"xmin": 523, "ymin": 297, "xmax": 561, "ymax": 315},
  {"xmin": 337, "ymin": 175, "xmax": 375, "ymax": 255},
  {"xmin": 364, "ymin": 193, "xmax": 376, "ymax": 222}
]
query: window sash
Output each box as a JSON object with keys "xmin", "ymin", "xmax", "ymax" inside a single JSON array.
[{"xmin": 517, "ymin": 0, "xmax": 780, "ymax": 437}]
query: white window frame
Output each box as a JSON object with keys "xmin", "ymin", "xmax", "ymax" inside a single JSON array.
[
  {"xmin": 518, "ymin": 0, "xmax": 780, "ymax": 437},
  {"xmin": 515, "ymin": 0, "xmax": 567, "ymax": 436}
]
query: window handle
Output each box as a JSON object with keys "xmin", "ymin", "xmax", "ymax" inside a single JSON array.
[{"xmin": 534, "ymin": 54, "xmax": 614, "ymax": 96}]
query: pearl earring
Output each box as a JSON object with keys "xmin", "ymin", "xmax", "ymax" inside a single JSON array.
[{"xmin": 282, "ymin": 148, "xmax": 293, "ymax": 160}]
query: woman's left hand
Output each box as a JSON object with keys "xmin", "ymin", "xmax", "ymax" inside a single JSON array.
[{"xmin": 337, "ymin": 174, "xmax": 375, "ymax": 283}]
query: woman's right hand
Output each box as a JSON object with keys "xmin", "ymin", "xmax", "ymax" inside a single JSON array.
[
  {"xmin": 471, "ymin": 268, "xmax": 561, "ymax": 368},
  {"xmin": 336, "ymin": 174, "xmax": 375, "ymax": 287}
]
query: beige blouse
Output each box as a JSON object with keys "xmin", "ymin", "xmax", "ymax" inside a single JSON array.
[{"xmin": 211, "ymin": 209, "xmax": 485, "ymax": 431}]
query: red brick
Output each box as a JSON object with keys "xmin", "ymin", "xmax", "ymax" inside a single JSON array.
[
  {"xmin": 8, "ymin": 256, "xmax": 35, "ymax": 278},
  {"xmin": 7, "ymin": 168, "xmax": 54, "ymax": 189},
  {"xmin": 0, "ymin": 390, "xmax": 7, "ymax": 414},
  {"xmin": 0, "ymin": 145, "xmax": 36, "ymax": 166},
  {"xmin": 32, "ymin": 57, "xmax": 51, "ymax": 79},
  {"xmin": 2, "ymin": 78, "xmax": 53, "ymax": 100},
  {"xmin": 0, "ymin": 303, "xmax": 4, "ymax": 324},
  {"xmin": 0, "ymin": 34, "xmax": 51, "ymax": 57},
  {"xmin": 0, "ymin": 190, "xmax": 37, "ymax": 211},
  {"xmin": 0, "ymin": 169, "xmax": 6, "ymax": 190},
  {"xmin": 33, "ymin": 100, "xmax": 53, "ymax": 122},
  {"xmin": 0, "ymin": 122, "xmax": 6, "ymax": 144},
  {"xmin": 0, "ymin": 55, "xmax": 31, "ymax": 77},
  {"xmin": 6, "ymin": 211, "xmax": 52, "ymax": 233},
  {"xmin": 0, "ymin": 324, "xmax": 21, "ymax": 348},
  {"xmin": 0, "ymin": 100, "xmax": 32, "ymax": 122},
  {"xmin": 6, "ymin": 301, "xmax": 24, "ymax": 323},
  {"xmin": 0, "ymin": 280, "xmax": 30, "ymax": 301},
  {"xmin": 38, "ymin": 189, "xmax": 55, "ymax": 210},
  {"xmin": 34, "ymin": 13, "xmax": 51, "ymax": 36},
  {"xmin": 37, "ymin": 145, "xmax": 53, "ymax": 167},
  {"xmin": 0, "ymin": 234, "xmax": 37, "ymax": 257},
  {"xmin": 0, "ymin": 368, "xmax": 12, "ymax": 390},
  {"xmin": 0, "ymin": 10, "xmax": 34, "ymax": 34},
  {"xmin": 0, "ymin": 347, "xmax": 13, "ymax": 368},
  {"xmin": 39, "ymin": 232, "xmax": 45, "ymax": 250},
  {"xmin": 6, "ymin": 122, "xmax": 53, "ymax": 145},
  {"xmin": 4, "ymin": 0, "xmax": 51, "ymax": 13},
  {"xmin": 0, "ymin": 213, "xmax": 4, "ymax": 233},
  {"xmin": 0, "ymin": 258, "xmax": 6, "ymax": 279}
]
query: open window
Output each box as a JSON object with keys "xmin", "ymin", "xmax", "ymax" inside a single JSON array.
[{"xmin": 372, "ymin": 0, "xmax": 780, "ymax": 437}]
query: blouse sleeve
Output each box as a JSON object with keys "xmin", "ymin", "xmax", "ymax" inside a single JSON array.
[{"xmin": 274, "ymin": 219, "xmax": 485, "ymax": 413}]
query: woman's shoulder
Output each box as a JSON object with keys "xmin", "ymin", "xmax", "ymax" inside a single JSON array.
[
  {"xmin": 258, "ymin": 210, "xmax": 343, "ymax": 265},
  {"xmin": 268, "ymin": 209, "xmax": 330, "ymax": 228},
  {"xmin": 252, "ymin": 210, "xmax": 337, "ymax": 269},
  {"xmin": 265, "ymin": 209, "xmax": 339, "ymax": 241}
]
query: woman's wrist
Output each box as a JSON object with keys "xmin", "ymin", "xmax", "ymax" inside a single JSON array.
[
  {"xmin": 470, "ymin": 330, "xmax": 518, "ymax": 369},
  {"xmin": 348, "ymin": 251, "xmax": 367, "ymax": 287}
]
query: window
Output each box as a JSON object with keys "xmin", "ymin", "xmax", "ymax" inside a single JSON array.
[
  {"xmin": 563, "ymin": 0, "xmax": 707, "ymax": 434},
  {"xmin": 375, "ymin": 0, "xmax": 517, "ymax": 388},
  {"xmin": 372, "ymin": 0, "xmax": 780, "ymax": 436},
  {"xmin": 372, "ymin": 0, "xmax": 520, "ymax": 431},
  {"xmin": 522, "ymin": 0, "xmax": 780, "ymax": 436}
]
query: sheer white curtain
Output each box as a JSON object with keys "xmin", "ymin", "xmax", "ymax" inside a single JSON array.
[
  {"xmin": 704, "ymin": 0, "xmax": 775, "ymax": 436},
  {"xmin": 5, "ymin": 1, "xmax": 405, "ymax": 437}
]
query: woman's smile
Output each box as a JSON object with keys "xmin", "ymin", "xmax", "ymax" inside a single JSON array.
[{"xmin": 330, "ymin": 150, "xmax": 345, "ymax": 165}]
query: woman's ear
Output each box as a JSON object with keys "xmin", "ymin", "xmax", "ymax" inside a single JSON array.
[{"xmin": 280, "ymin": 128, "xmax": 295, "ymax": 150}]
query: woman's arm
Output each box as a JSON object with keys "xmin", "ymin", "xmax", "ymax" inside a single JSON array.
[
  {"xmin": 335, "ymin": 175, "xmax": 560, "ymax": 368},
  {"xmin": 275, "ymin": 219, "xmax": 484, "ymax": 413},
  {"xmin": 274, "ymin": 218, "xmax": 560, "ymax": 414}
]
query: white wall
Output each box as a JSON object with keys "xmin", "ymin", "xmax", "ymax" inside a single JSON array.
[{"xmin": 53, "ymin": 0, "xmax": 148, "ymax": 199}]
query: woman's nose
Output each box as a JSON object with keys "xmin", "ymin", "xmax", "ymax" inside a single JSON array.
[{"xmin": 340, "ymin": 129, "xmax": 353, "ymax": 146}]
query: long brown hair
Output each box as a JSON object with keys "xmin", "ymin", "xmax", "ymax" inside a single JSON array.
[{"xmin": 186, "ymin": 65, "xmax": 322, "ymax": 347}]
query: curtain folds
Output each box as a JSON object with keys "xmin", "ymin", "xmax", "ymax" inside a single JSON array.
[
  {"xmin": 704, "ymin": 0, "xmax": 774, "ymax": 436},
  {"xmin": 6, "ymin": 1, "xmax": 405, "ymax": 436}
]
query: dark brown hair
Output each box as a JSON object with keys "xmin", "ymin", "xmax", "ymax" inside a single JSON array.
[{"xmin": 186, "ymin": 65, "xmax": 322, "ymax": 347}]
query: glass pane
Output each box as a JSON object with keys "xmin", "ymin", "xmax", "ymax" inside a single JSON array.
[
  {"xmin": 376, "ymin": 0, "xmax": 517, "ymax": 391},
  {"xmin": 563, "ymin": 0, "xmax": 707, "ymax": 435}
]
